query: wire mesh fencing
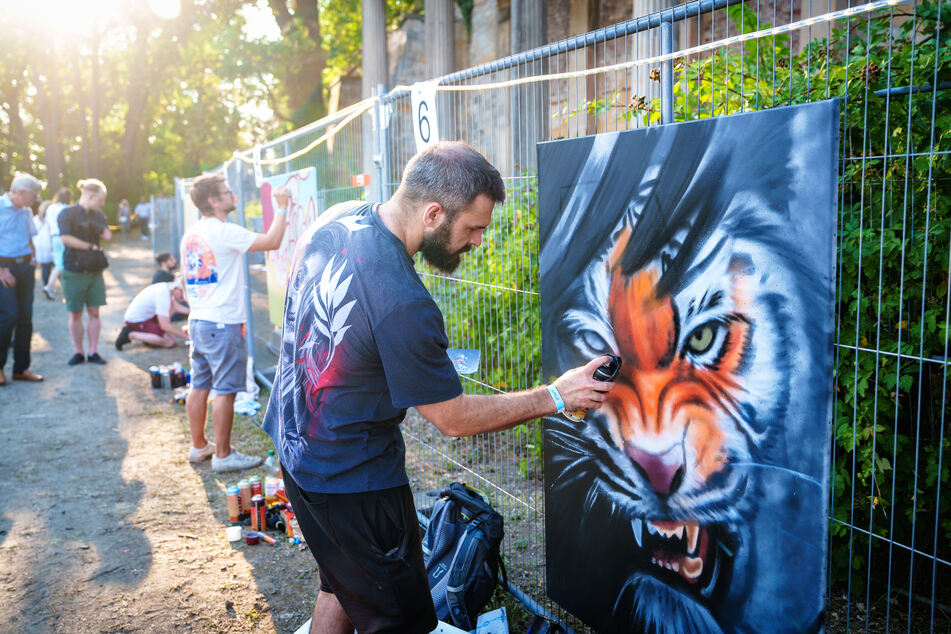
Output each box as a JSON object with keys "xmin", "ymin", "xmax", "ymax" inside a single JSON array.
[{"xmin": 168, "ymin": 0, "xmax": 950, "ymax": 629}]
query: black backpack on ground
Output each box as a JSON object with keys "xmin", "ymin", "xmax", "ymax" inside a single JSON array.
[{"xmin": 421, "ymin": 482, "xmax": 507, "ymax": 630}]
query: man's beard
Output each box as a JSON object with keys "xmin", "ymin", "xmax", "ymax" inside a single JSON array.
[{"xmin": 420, "ymin": 218, "xmax": 469, "ymax": 274}]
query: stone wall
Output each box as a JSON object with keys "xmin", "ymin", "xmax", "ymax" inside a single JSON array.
[{"xmin": 388, "ymin": 14, "xmax": 428, "ymax": 87}]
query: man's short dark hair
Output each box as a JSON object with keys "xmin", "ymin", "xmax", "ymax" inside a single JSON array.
[
  {"xmin": 156, "ymin": 252, "xmax": 174, "ymax": 266},
  {"xmin": 397, "ymin": 142, "xmax": 505, "ymax": 219},
  {"xmin": 189, "ymin": 173, "xmax": 226, "ymax": 215}
]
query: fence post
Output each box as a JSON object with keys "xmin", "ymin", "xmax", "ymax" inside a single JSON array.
[
  {"xmin": 232, "ymin": 159, "xmax": 257, "ymax": 391},
  {"xmin": 372, "ymin": 83, "xmax": 389, "ymax": 202},
  {"xmin": 173, "ymin": 177, "xmax": 181, "ymax": 257},
  {"xmin": 661, "ymin": 18, "xmax": 674, "ymax": 124}
]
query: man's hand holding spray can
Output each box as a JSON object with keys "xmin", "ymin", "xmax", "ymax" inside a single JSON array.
[{"xmin": 547, "ymin": 353, "xmax": 622, "ymax": 421}]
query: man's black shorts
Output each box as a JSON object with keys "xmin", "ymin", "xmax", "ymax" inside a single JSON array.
[{"xmin": 282, "ymin": 468, "xmax": 437, "ymax": 634}]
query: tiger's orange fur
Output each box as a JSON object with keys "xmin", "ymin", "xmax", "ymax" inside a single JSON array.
[{"xmin": 601, "ymin": 231, "xmax": 752, "ymax": 494}]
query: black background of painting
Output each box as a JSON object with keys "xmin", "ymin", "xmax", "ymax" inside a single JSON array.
[{"xmin": 537, "ymin": 102, "xmax": 839, "ymax": 633}]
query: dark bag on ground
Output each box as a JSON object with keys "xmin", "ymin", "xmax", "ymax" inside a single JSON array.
[
  {"xmin": 65, "ymin": 247, "xmax": 109, "ymax": 273},
  {"xmin": 422, "ymin": 482, "xmax": 507, "ymax": 630}
]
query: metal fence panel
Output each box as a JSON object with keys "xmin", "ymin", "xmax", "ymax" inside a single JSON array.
[{"xmin": 170, "ymin": 0, "xmax": 950, "ymax": 629}]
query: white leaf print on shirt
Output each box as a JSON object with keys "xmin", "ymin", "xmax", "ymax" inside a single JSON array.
[{"xmin": 299, "ymin": 254, "xmax": 356, "ymax": 388}]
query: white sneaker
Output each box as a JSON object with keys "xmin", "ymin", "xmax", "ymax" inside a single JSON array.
[
  {"xmin": 43, "ymin": 285, "xmax": 55, "ymax": 300},
  {"xmin": 189, "ymin": 443, "xmax": 215, "ymax": 463},
  {"xmin": 212, "ymin": 450, "xmax": 263, "ymax": 472}
]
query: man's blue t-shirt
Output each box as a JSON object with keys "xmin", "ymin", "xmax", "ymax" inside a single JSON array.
[
  {"xmin": 0, "ymin": 194, "xmax": 36, "ymax": 258},
  {"xmin": 262, "ymin": 202, "xmax": 463, "ymax": 493}
]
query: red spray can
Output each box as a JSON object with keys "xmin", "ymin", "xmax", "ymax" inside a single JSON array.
[{"xmin": 250, "ymin": 494, "xmax": 267, "ymax": 532}]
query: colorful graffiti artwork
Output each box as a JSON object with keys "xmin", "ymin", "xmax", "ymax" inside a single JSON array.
[
  {"xmin": 538, "ymin": 102, "xmax": 839, "ymax": 633},
  {"xmin": 261, "ymin": 167, "xmax": 320, "ymax": 326}
]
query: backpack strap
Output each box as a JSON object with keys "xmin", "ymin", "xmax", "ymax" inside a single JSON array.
[
  {"xmin": 495, "ymin": 552, "xmax": 508, "ymax": 588},
  {"xmin": 445, "ymin": 521, "xmax": 491, "ymax": 630}
]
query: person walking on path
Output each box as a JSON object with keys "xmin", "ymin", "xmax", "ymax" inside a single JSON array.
[
  {"xmin": 262, "ymin": 142, "xmax": 615, "ymax": 634},
  {"xmin": 115, "ymin": 281, "xmax": 189, "ymax": 349},
  {"xmin": 0, "ymin": 173, "xmax": 45, "ymax": 385},
  {"xmin": 181, "ymin": 173, "xmax": 289, "ymax": 472},
  {"xmin": 134, "ymin": 196, "xmax": 151, "ymax": 240},
  {"xmin": 42, "ymin": 187, "xmax": 72, "ymax": 300},
  {"xmin": 33, "ymin": 201, "xmax": 55, "ymax": 288},
  {"xmin": 59, "ymin": 179, "xmax": 111, "ymax": 366},
  {"xmin": 118, "ymin": 199, "xmax": 131, "ymax": 238}
]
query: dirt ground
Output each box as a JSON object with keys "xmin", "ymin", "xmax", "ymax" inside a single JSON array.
[{"xmin": 0, "ymin": 239, "xmax": 317, "ymax": 633}]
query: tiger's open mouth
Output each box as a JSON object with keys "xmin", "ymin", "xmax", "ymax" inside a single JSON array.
[{"xmin": 631, "ymin": 518, "xmax": 734, "ymax": 599}]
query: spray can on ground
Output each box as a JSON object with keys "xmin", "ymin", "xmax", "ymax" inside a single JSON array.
[
  {"xmin": 248, "ymin": 475, "xmax": 263, "ymax": 499},
  {"xmin": 171, "ymin": 364, "xmax": 185, "ymax": 388},
  {"xmin": 563, "ymin": 353, "xmax": 622, "ymax": 422},
  {"xmin": 226, "ymin": 485, "xmax": 241, "ymax": 522},
  {"xmin": 250, "ymin": 495, "xmax": 266, "ymax": 532},
  {"xmin": 149, "ymin": 366, "xmax": 161, "ymax": 388},
  {"xmin": 238, "ymin": 479, "xmax": 252, "ymax": 514}
]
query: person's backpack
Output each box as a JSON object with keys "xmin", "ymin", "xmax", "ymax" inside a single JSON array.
[{"xmin": 422, "ymin": 482, "xmax": 507, "ymax": 630}]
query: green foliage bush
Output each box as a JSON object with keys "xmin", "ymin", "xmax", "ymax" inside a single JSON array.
[
  {"xmin": 421, "ymin": 176, "xmax": 545, "ymax": 476},
  {"xmin": 678, "ymin": 1, "xmax": 951, "ymax": 593}
]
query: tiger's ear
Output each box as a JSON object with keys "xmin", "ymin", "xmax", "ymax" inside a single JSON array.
[{"xmin": 607, "ymin": 227, "xmax": 631, "ymax": 271}]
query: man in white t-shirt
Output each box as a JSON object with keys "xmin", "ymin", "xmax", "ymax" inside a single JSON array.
[
  {"xmin": 181, "ymin": 173, "xmax": 289, "ymax": 472},
  {"xmin": 115, "ymin": 281, "xmax": 190, "ymax": 349}
]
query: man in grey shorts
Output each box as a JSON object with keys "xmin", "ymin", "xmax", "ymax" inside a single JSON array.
[{"xmin": 181, "ymin": 173, "xmax": 289, "ymax": 472}]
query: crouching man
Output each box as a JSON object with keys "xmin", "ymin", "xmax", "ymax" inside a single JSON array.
[{"xmin": 116, "ymin": 281, "xmax": 190, "ymax": 349}]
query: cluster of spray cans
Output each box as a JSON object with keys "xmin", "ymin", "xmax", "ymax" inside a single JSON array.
[
  {"xmin": 149, "ymin": 362, "xmax": 189, "ymax": 389},
  {"xmin": 225, "ymin": 474, "xmax": 302, "ymax": 543}
]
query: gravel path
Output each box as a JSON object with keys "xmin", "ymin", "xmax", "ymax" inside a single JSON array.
[{"xmin": 0, "ymin": 239, "xmax": 315, "ymax": 633}]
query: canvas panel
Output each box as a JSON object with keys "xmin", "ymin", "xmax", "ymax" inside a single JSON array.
[
  {"xmin": 260, "ymin": 167, "xmax": 320, "ymax": 326},
  {"xmin": 539, "ymin": 101, "xmax": 839, "ymax": 633}
]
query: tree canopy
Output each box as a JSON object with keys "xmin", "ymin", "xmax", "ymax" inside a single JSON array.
[{"xmin": 0, "ymin": 0, "xmax": 422, "ymax": 216}]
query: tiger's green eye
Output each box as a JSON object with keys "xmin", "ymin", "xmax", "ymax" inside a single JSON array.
[{"xmin": 686, "ymin": 324, "xmax": 716, "ymax": 355}]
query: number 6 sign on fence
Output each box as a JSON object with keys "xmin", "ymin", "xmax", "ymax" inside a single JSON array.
[{"xmin": 411, "ymin": 81, "xmax": 440, "ymax": 152}]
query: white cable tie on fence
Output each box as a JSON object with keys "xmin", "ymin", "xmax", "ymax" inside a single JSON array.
[
  {"xmin": 232, "ymin": 97, "xmax": 378, "ymax": 166},
  {"xmin": 251, "ymin": 145, "xmax": 264, "ymax": 186},
  {"xmin": 390, "ymin": 0, "xmax": 909, "ymax": 95}
]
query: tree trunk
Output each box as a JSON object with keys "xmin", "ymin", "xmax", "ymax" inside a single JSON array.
[
  {"xmin": 6, "ymin": 82, "xmax": 35, "ymax": 175},
  {"xmin": 91, "ymin": 36, "xmax": 101, "ymax": 178},
  {"xmin": 116, "ymin": 22, "xmax": 153, "ymax": 194},
  {"xmin": 31, "ymin": 67, "xmax": 63, "ymax": 191},
  {"xmin": 74, "ymin": 62, "xmax": 91, "ymax": 177},
  {"xmin": 269, "ymin": 0, "xmax": 327, "ymax": 126}
]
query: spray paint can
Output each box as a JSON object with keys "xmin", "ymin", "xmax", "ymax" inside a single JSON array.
[
  {"xmin": 160, "ymin": 366, "xmax": 172, "ymax": 389},
  {"xmin": 564, "ymin": 353, "xmax": 622, "ymax": 422},
  {"xmin": 149, "ymin": 366, "xmax": 161, "ymax": 388},
  {"xmin": 226, "ymin": 485, "xmax": 241, "ymax": 522},
  {"xmin": 250, "ymin": 494, "xmax": 267, "ymax": 532},
  {"xmin": 238, "ymin": 479, "xmax": 252, "ymax": 514},
  {"xmin": 248, "ymin": 475, "xmax": 263, "ymax": 499}
]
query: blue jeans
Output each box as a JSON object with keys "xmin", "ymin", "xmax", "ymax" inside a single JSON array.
[{"xmin": 0, "ymin": 261, "xmax": 35, "ymax": 373}]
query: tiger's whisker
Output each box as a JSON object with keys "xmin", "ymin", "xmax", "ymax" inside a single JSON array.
[{"xmin": 728, "ymin": 462, "xmax": 822, "ymax": 488}]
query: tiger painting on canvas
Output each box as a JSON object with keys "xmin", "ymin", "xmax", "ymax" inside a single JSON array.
[{"xmin": 538, "ymin": 102, "xmax": 839, "ymax": 633}]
